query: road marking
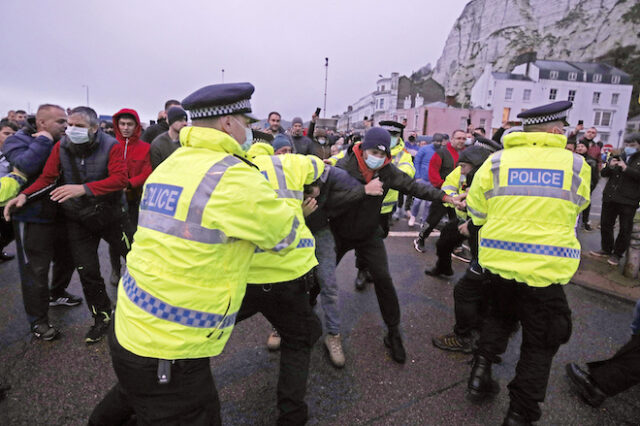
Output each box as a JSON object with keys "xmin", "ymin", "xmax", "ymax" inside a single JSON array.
[{"xmin": 388, "ymin": 230, "xmax": 440, "ymax": 238}]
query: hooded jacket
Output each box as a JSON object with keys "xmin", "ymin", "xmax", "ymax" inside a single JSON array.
[
  {"xmin": 112, "ymin": 109, "xmax": 152, "ymax": 194},
  {"xmin": 601, "ymin": 150, "xmax": 640, "ymax": 206}
]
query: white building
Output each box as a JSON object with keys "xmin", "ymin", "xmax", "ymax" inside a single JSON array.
[
  {"xmin": 471, "ymin": 60, "xmax": 633, "ymax": 147},
  {"xmin": 337, "ymin": 73, "xmax": 400, "ymax": 132}
]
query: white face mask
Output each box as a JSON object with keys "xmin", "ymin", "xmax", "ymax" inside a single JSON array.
[
  {"xmin": 465, "ymin": 137, "xmax": 473, "ymax": 146},
  {"xmin": 66, "ymin": 126, "xmax": 90, "ymax": 144},
  {"xmin": 390, "ymin": 136, "xmax": 398, "ymax": 148},
  {"xmin": 317, "ymin": 138, "xmax": 327, "ymax": 145}
]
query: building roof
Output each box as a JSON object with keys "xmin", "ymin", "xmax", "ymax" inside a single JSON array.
[
  {"xmin": 425, "ymin": 101, "xmax": 448, "ymax": 108},
  {"xmin": 492, "ymin": 72, "xmax": 532, "ymax": 81},
  {"xmin": 535, "ymin": 60, "xmax": 630, "ymax": 78}
]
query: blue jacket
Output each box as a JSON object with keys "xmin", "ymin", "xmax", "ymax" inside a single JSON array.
[{"xmin": 414, "ymin": 144, "xmax": 437, "ymax": 180}]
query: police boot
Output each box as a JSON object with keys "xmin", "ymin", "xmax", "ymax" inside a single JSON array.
[
  {"xmin": 383, "ymin": 326, "xmax": 406, "ymax": 364},
  {"xmin": 502, "ymin": 408, "xmax": 532, "ymax": 426},
  {"xmin": 355, "ymin": 269, "xmax": 368, "ymax": 291},
  {"xmin": 468, "ymin": 355, "xmax": 499, "ymax": 400}
]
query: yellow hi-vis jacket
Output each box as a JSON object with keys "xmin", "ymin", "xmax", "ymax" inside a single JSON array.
[
  {"xmin": 381, "ymin": 139, "xmax": 415, "ymax": 214},
  {"xmin": 466, "ymin": 132, "xmax": 591, "ymax": 287},
  {"xmin": 442, "ymin": 166, "xmax": 468, "ymax": 220},
  {"xmin": 115, "ymin": 126, "xmax": 302, "ymax": 360},
  {"xmin": 248, "ymin": 154, "xmax": 324, "ymax": 284},
  {"xmin": 0, "ymin": 170, "xmax": 26, "ymax": 206}
]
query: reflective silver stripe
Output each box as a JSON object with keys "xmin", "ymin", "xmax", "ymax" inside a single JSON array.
[
  {"xmin": 490, "ymin": 151, "xmax": 503, "ymax": 190},
  {"xmin": 186, "ymin": 156, "xmax": 240, "ymax": 224},
  {"xmin": 570, "ymin": 154, "xmax": 586, "ymax": 206},
  {"xmin": 139, "ymin": 210, "xmax": 230, "ymax": 244},
  {"xmin": 311, "ymin": 158, "xmax": 319, "ymax": 181},
  {"xmin": 275, "ymin": 189, "xmax": 303, "ymax": 200},
  {"xmin": 122, "ymin": 270, "xmax": 236, "ymax": 329},
  {"xmin": 398, "ymin": 162, "xmax": 414, "ymax": 170},
  {"xmin": 272, "ymin": 216, "xmax": 300, "ymax": 252},
  {"xmin": 442, "ymin": 185, "xmax": 458, "ymax": 192},
  {"xmin": 271, "ymin": 156, "xmax": 289, "ymax": 193},
  {"xmin": 467, "ymin": 205, "xmax": 486, "ymax": 219}
]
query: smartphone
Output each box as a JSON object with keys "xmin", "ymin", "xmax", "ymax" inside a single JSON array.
[
  {"xmin": 315, "ymin": 107, "xmax": 321, "ymax": 116},
  {"xmin": 578, "ymin": 120, "xmax": 584, "ymax": 125}
]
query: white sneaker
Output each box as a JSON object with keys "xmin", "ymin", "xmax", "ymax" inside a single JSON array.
[
  {"xmin": 324, "ymin": 333, "xmax": 345, "ymax": 368},
  {"xmin": 408, "ymin": 215, "xmax": 416, "ymax": 227},
  {"xmin": 266, "ymin": 330, "xmax": 281, "ymax": 351}
]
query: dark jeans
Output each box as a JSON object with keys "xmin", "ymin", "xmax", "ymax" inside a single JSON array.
[
  {"xmin": 588, "ymin": 333, "xmax": 640, "ymax": 397},
  {"xmin": 236, "ymin": 272, "xmax": 322, "ymax": 426},
  {"xmin": 355, "ymin": 213, "xmax": 391, "ymax": 272},
  {"xmin": 418, "ymin": 199, "xmax": 456, "ymax": 241},
  {"xmin": 67, "ymin": 216, "xmax": 132, "ymax": 316},
  {"xmin": 13, "ymin": 220, "xmax": 75, "ymax": 326},
  {"xmin": 90, "ymin": 323, "xmax": 221, "ymax": 426},
  {"xmin": 336, "ymin": 229, "xmax": 400, "ymax": 328},
  {"xmin": 477, "ymin": 273, "xmax": 572, "ymax": 422},
  {"xmin": 0, "ymin": 217, "xmax": 14, "ymax": 251},
  {"xmin": 600, "ymin": 201, "xmax": 638, "ymax": 257},
  {"xmin": 453, "ymin": 268, "xmax": 490, "ymax": 337},
  {"xmin": 434, "ymin": 219, "xmax": 466, "ymax": 272},
  {"xmin": 109, "ymin": 200, "xmax": 139, "ymax": 273}
]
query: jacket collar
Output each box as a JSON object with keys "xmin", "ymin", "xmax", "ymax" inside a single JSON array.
[
  {"xmin": 503, "ymin": 132, "xmax": 567, "ymax": 149},
  {"xmin": 179, "ymin": 126, "xmax": 247, "ymax": 158}
]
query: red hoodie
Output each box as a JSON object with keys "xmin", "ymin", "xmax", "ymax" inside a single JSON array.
[{"xmin": 112, "ymin": 108, "xmax": 152, "ymax": 191}]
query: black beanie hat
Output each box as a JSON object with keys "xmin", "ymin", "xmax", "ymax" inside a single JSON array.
[
  {"xmin": 167, "ymin": 106, "xmax": 187, "ymax": 125},
  {"xmin": 458, "ymin": 146, "xmax": 491, "ymax": 167},
  {"xmin": 361, "ymin": 127, "xmax": 391, "ymax": 156}
]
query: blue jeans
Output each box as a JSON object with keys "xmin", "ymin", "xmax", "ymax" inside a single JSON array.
[
  {"xmin": 410, "ymin": 179, "xmax": 431, "ymax": 222},
  {"xmin": 315, "ymin": 227, "xmax": 340, "ymax": 334},
  {"xmin": 631, "ymin": 299, "xmax": 640, "ymax": 335}
]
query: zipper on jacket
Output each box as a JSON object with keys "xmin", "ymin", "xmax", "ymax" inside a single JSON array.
[{"xmin": 124, "ymin": 138, "xmax": 129, "ymax": 160}]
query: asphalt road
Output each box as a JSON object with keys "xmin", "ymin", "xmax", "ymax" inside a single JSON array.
[{"xmin": 0, "ymin": 211, "xmax": 638, "ymax": 425}]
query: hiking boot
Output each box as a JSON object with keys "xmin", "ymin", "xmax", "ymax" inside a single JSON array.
[
  {"xmin": 32, "ymin": 322, "xmax": 60, "ymax": 341},
  {"xmin": 110, "ymin": 269, "xmax": 121, "ymax": 287},
  {"xmin": 452, "ymin": 246, "xmax": 471, "ymax": 263},
  {"xmin": 49, "ymin": 291, "xmax": 83, "ymax": 307},
  {"xmin": 565, "ymin": 363, "xmax": 606, "ymax": 407},
  {"xmin": 266, "ymin": 330, "xmax": 281, "ymax": 351},
  {"xmin": 589, "ymin": 249, "xmax": 611, "ymax": 258},
  {"xmin": 413, "ymin": 238, "xmax": 426, "ymax": 253},
  {"xmin": 355, "ymin": 269, "xmax": 368, "ymax": 291},
  {"xmin": 607, "ymin": 254, "xmax": 621, "ymax": 266},
  {"xmin": 424, "ymin": 266, "xmax": 454, "ymax": 278},
  {"xmin": 324, "ymin": 333, "xmax": 346, "ymax": 368},
  {"xmin": 85, "ymin": 311, "xmax": 111, "ymax": 344},
  {"xmin": 502, "ymin": 409, "xmax": 532, "ymax": 426},
  {"xmin": 432, "ymin": 332, "xmax": 473, "ymax": 353},
  {"xmin": 383, "ymin": 327, "xmax": 406, "ymax": 364},
  {"xmin": 468, "ymin": 355, "xmax": 499, "ymax": 400}
]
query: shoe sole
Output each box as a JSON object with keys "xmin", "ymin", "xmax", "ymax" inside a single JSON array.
[
  {"xmin": 451, "ymin": 254, "xmax": 471, "ymax": 263},
  {"xmin": 589, "ymin": 251, "xmax": 610, "ymax": 258},
  {"xmin": 467, "ymin": 387, "xmax": 499, "ymax": 403},
  {"xmin": 607, "ymin": 260, "xmax": 620, "ymax": 266},
  {"xmin": 49, "ymin": 301, "xmax": 82, "ymax": 307},
  {"xmin": 85, "ymin": 336, "xmax": 106, "ymax": 344},
  {"xmin": 432, "ymin": 339, "xmax": 473, "ymax": 354},
  {"xmin": 34, "ymin": 330, "xmax": 60, "ymax": 341}
]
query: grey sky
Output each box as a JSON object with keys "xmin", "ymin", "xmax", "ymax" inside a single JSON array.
[{"xmin": 0, "ymin": 0, "xmax": 468, "ymax": 123}]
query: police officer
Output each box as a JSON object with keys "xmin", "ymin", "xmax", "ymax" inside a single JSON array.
[
  {"xmin": 89, "ymin": 83, "xmax": 303, "ymax": 425},
  {"xmin": 465, "ymin": 101, "xmax": 591, "ymax": 426}
]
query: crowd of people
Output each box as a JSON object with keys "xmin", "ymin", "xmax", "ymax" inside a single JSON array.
[{"xmin": 0, "ymin": 84, "xmax": 639, "ymax": 425}]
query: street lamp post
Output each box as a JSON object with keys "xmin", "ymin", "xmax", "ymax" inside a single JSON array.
[{"xmin": 82, "ymin": 85, "xmax": 90, "ymax": 106}]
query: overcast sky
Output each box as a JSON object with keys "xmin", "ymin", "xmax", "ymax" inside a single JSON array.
[{"xmin": 0, "ymin": 0, "xmax": 468, "ymax": 123}]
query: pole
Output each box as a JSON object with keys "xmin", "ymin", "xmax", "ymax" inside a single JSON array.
[
  {"xmin": 323, "ymin": 58, "xmax": 328, "ymax": 118},
  {"xmin": 82, "ymin": 85, "xmax": 89, "ymax": 106},
  {"xmin": 222, "ymin": 69, "xmax": 225, "ymax": 83}
]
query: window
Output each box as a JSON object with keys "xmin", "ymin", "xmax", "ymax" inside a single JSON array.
[
  {"xmin": 612, "ymin": 75, "xmax": 621, "ymax": 84},
  {"xmin": 593, "ymin": 110, "xmax": 613, "ymax": 127},
  {"xmin": 568, "ymin": 90, "xmax": 576, "ymax": 102},
  {"xmin": 381, "ymin": 85, "xmax": 385, "ymax": 91},
  {"xmin": 550, "ymin": 71, "xmax": 559, "ymax": 79},
  {"xmin": 593, "ymin": 73, "xmax": 602, "ymax": 83},
  {"xmin": 600, "ymin": 133, "xmax": 609, "ymax": 142},
  {"xmin": 592, "ymin": 92, "xmax": 601, "ymax": 104},
  {"xmin": 523, "ymin": 89, "xmax": 531, "ymax": 101},
  {"xmin": 460, "ymin": 118, "xmax": 468, "ymax": 129},
  {"xmin": 505, "ymin": 88, "xmax": 513, "ymax": 100},
  {"xmin": 479, "ymin": 118, "xmax": 486, "ymax": 128},
  {"xmin": 611, "ymin": 93, "xmax": 619, "ymax": 105},
  {"xmin": 549, "ymin": 89, "xmax": 558, "ymax": 100},
  {"xmin": 568, "ymin": 72, "xmax": 577, "ymax": 81},
  {"xmin": 379, "ymin": 98, "xmax": 384, "ymax": 109},
  {"xmin": 488, "ymin": 90, "xmax": 492, "ymax": 97}
]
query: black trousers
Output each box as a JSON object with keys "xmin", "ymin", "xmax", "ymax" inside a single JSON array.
[
  {"xmin": 600, "ymin": 201, "xmax": 638, "ymax": 257},
  {"xmin": 355, "ymin": 213, "xmax": 391, "ymax": 271},
  {"xmin": 236, "ymin": 272, "xmax": 322, "ymax": 426},
  {"xmin": 588, "ymin": 333, "xmax": 640, "ymax": 397},
  {"xmin": 336, "ymin": 229, "xmax": 400, "ymax": 328},
  {"xmin": 418, "ymin": 199, "xmax": 456, "ymax": 240},
  {"xmin": 477, "ymin": 273, "xmax": 572, "ymax": 422},
  {"xmin": 452, "ymin": 268, "xmax": 490, "ymax": 337},
  {"xmin": 0, "ymin": 217, "xmax": 14, "ymax": 251},
  {"xmin": 90, "ymin": 323, "xmax": 221, "ymax": 426},
  {"xmin": 67, "ymin": 216, "xmax": 132, "ymax": 316},
  {"xmin": 13, "ymin": 220, "xmax": 75, "ymax": 326},
  {"xmin": 434, "ymin": 219, "xmax": 466, "ymax": 272},
  {"xmin": 109, "ymin": 200, "xmax": 139, "ymax": 272}
]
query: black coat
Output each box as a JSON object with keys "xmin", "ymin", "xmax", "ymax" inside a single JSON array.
[
  {"xmin": 331, "ymin": 147, "xmax": 445, "ymax": 241},
  {"xmin": 601, "ymin": 151, "xmax": 640, "ymax": 206}
]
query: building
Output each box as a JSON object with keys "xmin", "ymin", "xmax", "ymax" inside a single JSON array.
[
  {"xmin": 627, "ymin": 114, "xmax": 640, "ymax": 134},
  {"xmin": 471, "ymin": 60, "xmax": 633, "ymax": 147}
]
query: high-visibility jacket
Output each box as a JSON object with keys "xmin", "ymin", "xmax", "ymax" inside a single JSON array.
[
  {"xmin": 327, "ymin": 147, "xmax": 346, "ymax": 166},
  {"xmin": 115, "ymin": 126, "xmax": 302, "ymax": 360},
  {"xmin": 248, "ymin": 154, "xmax": 324, "ymax": 283},
  {"xmin": 381, "ymin": 139, "xmax": 415, "ymax": 214},
  {"xmin": 466, "ymin": 132, "xmax": 591, "ymax": 287},
  {"xmin": 247, "ymin": 142, "xmax": 274, "ymax": 159},
  {"xmin": 0, "ymin": 171, "xmax": 26, "ymax": 206},
  {"xmin": 442, "ymin": 165, "xmax": 468, "ymax": 220}
]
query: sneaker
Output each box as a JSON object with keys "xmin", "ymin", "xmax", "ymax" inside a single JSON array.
[
  {"xmin": 266, "ymin": 330, "xmax": 281, "ymax": 351},
  {"xmin": 392, "ymin": 209, "xmax": 401, "ymax": 221},
  {"xmin": 408, "ymin": 215, "xmax": 416, "ymax": 227},
  {"xmin": 32, "ymin": 322, "xmax": 60, "ymax": 341},
  {"xmin": 432, "ymin": 332, "xmax": 473, "ymax": 353},
  {"xmin": 589, "ymin": 250, "xmax": 611, "ymax": 258},
  {"xmin": 49, "ymin": 291, "xmax": 83, "ymax": 307},
  {"xmin": 452, "ymin": 247, "xmax": 471, "ymax": 263},
  {"xmin": 324, "ymin": 333, "xmax": 346, "ymax": 368},
  {"xmin": 413, "ymin": 238, "xmax": 426, "ymax": 253},
  {"xmin": 607, "ymin": 254, "xmax": 621, "ymax": 266},
  {"xmin": 85, "ymin": 311, "xmax": 111, "ymax": 344}
]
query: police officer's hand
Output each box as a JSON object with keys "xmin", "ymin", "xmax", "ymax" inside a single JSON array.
[
  {"xmin": 364, "ymin": 178, "xmax": 383, "ymax": 196},
  {"xmin": 50, "ymin": 184, "xmax": 86, "ymax": 203},
  {"xmin": 458, "ymin": 221, "xmax": 470, "ymax": 237},
  {"xmin": 323, "ymin": 158, "xmax": 333, "ymax": 165},
  {"xmin": 3, "ymin": 194, "xmax": 27, "ymax": 221},
  {"xmin": 302, "ymin": 197, "xmax": 318, "ymax": 217}
]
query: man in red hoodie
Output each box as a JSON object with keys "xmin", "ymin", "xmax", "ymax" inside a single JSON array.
[{"xmin": 109, "ymin": 109, "xmax": 152, "ymax": 285}]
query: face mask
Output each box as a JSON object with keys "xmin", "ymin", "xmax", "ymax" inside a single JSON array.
[
  {"xmin": 318, "ymin": 138, "xmax": 327, "ymax": 145},
  {"xmin": 624, "ymin": 147, "xmax": 637, "ymax": 157},
  {"xmin": 465, "ymin": 137, "xmax": 473, "ymax": 146},
  {"xmin": 365, "ymin": 154, "xmax": 385, "ymax": 170},
  {"xmin": 390, "ymin": 136, "xmax": 398, "ymax": 148},
  {"xmin": 65, "ymin": 126, "xmax": 90, "ymax": 144},
  {"xmin": 234, "ymin": 117, "xmax": 253, "ymax": 151}
]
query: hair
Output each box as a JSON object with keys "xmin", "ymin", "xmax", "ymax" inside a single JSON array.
[
  {"xmin": 15, "ymin": 109, "xmax": 27, "ymax": 115},
  {"xmin": 164, "ymin": 99, "xmax": 181, "ymax": 111},
  {"xmin": 0, "ymin": 119, "xmax": 19, "ymax": 132},
  {"xmin": 268, "ymin": 111, "xmax": 281, "ymax": 120},
  {"xmin": 523, "ymin": 120, "xmax": 564, "ymax": 133},
  {"xmin": 474, "ymin": 127, "xmax": 486, "ymax": 135},
  {"xmin": 70, "ymin": 106, "xmax": 99, "ymax": 127},
  {"xmin": 35, "ymin": 104, "xmax": 64, "ymax": 120},
  {"xmin": 451, "ymin": 129, "xmax": 466, "ymax": 138},
  {"xmin": 117, "ymin": 113, "xmax": 137, "ymax": 123}
]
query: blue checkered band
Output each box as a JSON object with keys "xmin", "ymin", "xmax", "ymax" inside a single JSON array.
[
  {"xmin": 188, "ymin": 99, "xmax": 252, "ymax": 119},
  {"xmin": 296, "ymin": 238, "xmax": 315, "ymax": 248},
  {"xmin": 521, "ymin": 112, "xmax": 567, "ymax": 126},
  {"xmin": 480, "ymin": 238, "xmax": 580, "ymax": 259},
  {"xmin": 382, "ymin": 201, "xmax": 397, "ymax": 207},
  {"xmin": 381, "ymin": 125, "xmax": 401, "ymax": 133},
  {"xmin": 272, "ymin": 216, "xmax": 300, "ymax": 252},
  {"xmin": 122, "ymin": 271, "xmax": 236, "ymax": 329}
]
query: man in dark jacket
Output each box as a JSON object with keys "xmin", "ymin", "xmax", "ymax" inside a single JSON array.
[
  {"xmin": 5, "ymin": 107, "xmax": 131, "ymax": 344},
  {"xmin": 290, "ymin": 117, "xmax": 312, "ymax": 154},
  {"xmin": 140, "ymin": 99, "xmax": 181, "ymax": 143},
  {"xmin": 575, "ymin": 140, "xmax": 599, "ymax": 231},
  {"xmin": 332, "ymin": 127, "xmax": 455, "ymax": 363},
  {"xmin": 149, "ymin": 106, "xmax": 188, "ymax": 169},
  {"xmin": 590, "ymin": 133, "xmax": 640, "ymax": 266},
  {"xmin": 2, "ymin": 104, "xmax": 79, "ymax": 341}
]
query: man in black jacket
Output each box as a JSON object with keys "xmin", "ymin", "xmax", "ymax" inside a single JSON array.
[
  {"xmin": 332, "ymin": 127, "xmax": 455, "ymax": 363},
  {"xmin": 590, "ymin": 133, "xmax": 640, "ymax": 266},
  {"xmin": 140, "ymin": 99, "xmax": 181, "ymax": 143}
]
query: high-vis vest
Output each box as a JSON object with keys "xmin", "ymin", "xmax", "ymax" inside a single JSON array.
[
  {"xmin": 381, "ymin": 139, "xmax": 415, "ymax": 214},
  {"xmin": 115, "ymin": 126, "xmax": 301, "ymax": 360},
  {"xmin": 466, "ymin": 132, "xmax": 591, "ymax": 287},
  {"xmin": 442, "ymin": 165, "xmax": 468, "ymax": 220},
  {"xmin": 248, "ymin": 154, "xmax": 324, "ymax": 283}
]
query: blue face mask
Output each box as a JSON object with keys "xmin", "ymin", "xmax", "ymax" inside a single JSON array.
[
  {"xmin": 624, "ymin": 146, "xmax": 637, "ymax": 157},
  {"xmin": 234, "ymin": 117, "xmax": 253, "ymax": 151},
  {"xmin": 390, "ymin": 136, "xmax": 398, "ymax": 148},
  {"xmin": 365, "ymin": 154, "xmax": 385, "ymax": 170}
]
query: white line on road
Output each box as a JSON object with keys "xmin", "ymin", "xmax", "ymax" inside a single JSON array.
[{"xmin": 388, "ymin": 230, "xmax": 441, "ymax": 238}]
